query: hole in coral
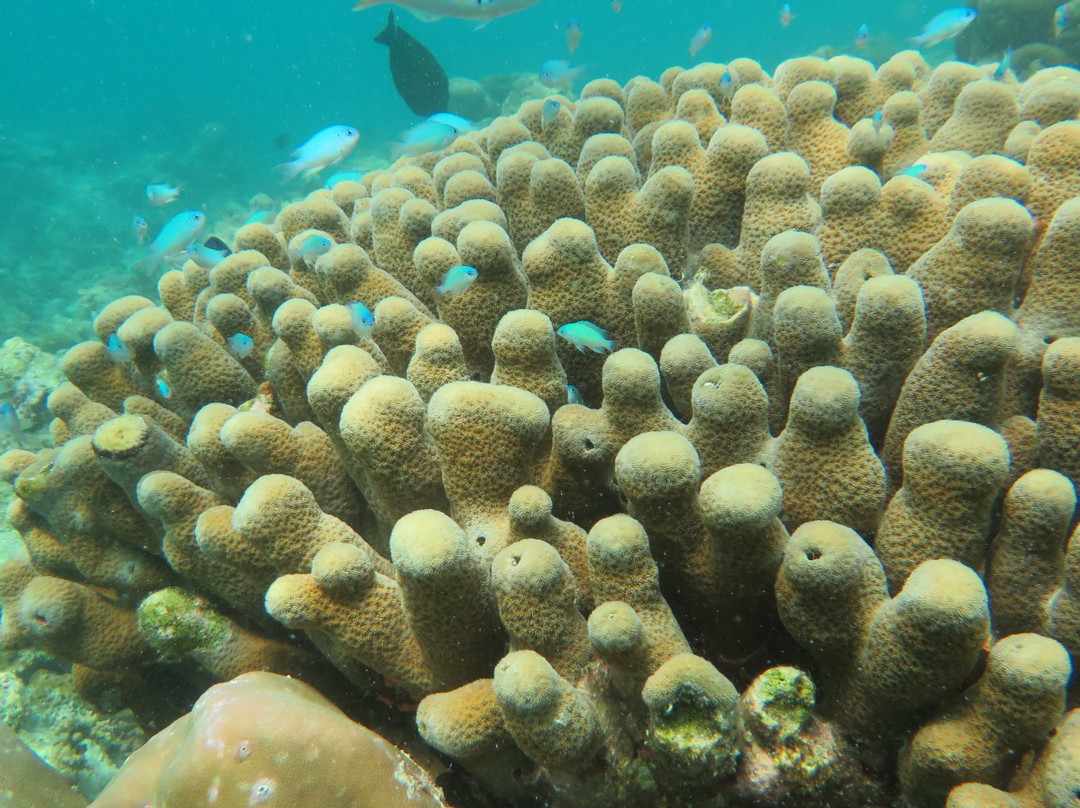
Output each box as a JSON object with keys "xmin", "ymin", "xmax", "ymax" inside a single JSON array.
[
  {"xmin": 584, "ymin": 439, "xmax": 595, "ymax": 451},
  {"xmin": 510, "ymin": 555, "xmax": 521, "ymax": 566},
  {"xmin": 248, "ymin": 777, "xmax": 276, "ymax": 805},
  {"xmin": 805, "ymin": 548, "xmax": 821, "ymax": 561},
  {"xmin": 476, "ymin": 535, "xmax": 486, "ymax": 547}
]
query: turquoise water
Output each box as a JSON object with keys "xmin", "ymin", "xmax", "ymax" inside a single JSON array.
[{"xmin": 0, "ymin": 0, "xmax": 930, "ymax": 350}]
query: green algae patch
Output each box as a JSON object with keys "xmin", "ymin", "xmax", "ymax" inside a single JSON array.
[
  {"xmin": 11, "ymin": 457, "xmax": 56, "ymax": 506},
  {"xmin": 651, "ymin": 694, "xmax": 732, "ymax": 752},
  {"xmin": 685, "ymin": 283, "xmax": 751, "ymax": 326},
  {"xmin": 647, "ymin": 691, "xmax": 740, "ymax": 784},
  {"xmin": 136, "ymin": 588, "xmax": 228, "ymax": 660},
  {"xmin": 751, "ymin": 665, "xmax": 816, "ymax": 743},
  {"xmin": 740, "ymin": 666, "xmax": 842, "ymax": 795}
]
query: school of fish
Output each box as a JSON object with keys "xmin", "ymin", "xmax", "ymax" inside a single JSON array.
[{"xmin": 129, "ymin": 0, "xmax": 998, "ymax": 286}]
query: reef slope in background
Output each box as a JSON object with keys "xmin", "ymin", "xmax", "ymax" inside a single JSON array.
[{"xmin": 2, "ymin": 51, "xmax": 1080, "ymax": 808}]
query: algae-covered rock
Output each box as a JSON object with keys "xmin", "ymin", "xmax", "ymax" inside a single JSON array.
[
  {"xmin": 0, "ymin": 719, "xmax": 87, "ymax": 808},
  {"xmin": 0, "ymin": 337, "xmax": 63, "ymax": 448},
  {"xmin": 0, "ymin": 650, "xmax": 145, "ymax": 799}
]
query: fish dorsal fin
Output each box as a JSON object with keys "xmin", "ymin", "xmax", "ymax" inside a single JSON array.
[
  {"xmin": 374, "ymin": 10, "xmax": 396, "ymax": 45},
  {"xmin": 204, "ymin": 236, "xmax": 231, "ymax": 253}
]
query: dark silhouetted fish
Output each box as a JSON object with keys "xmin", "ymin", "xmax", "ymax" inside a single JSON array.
[
  {"xmin": 204, "ymin": 236, "xmax": 232, "ymax": 254},
  {"xmin": 374, "ymin": 10, "xmax": 449, "ymax": 117}
]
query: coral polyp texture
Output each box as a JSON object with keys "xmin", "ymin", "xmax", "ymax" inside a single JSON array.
[{"xmin": 3, "ymin": 52, "xmax": 1080, "ymax": 808}]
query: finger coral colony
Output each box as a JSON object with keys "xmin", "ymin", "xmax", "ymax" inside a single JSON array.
[{"xmin": 2, "ymin": 53, "xmax": 1080, "ymax": 808}]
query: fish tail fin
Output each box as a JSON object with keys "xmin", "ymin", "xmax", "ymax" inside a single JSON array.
[
  {"xmin": 276, "ymin": 160, "xmax": 303, "ymax": 184},
  {"xmin": 135, "ymin": 251, "xmax": 165, "ymax": 278},
  {"xmin": 374, "ymin": 9, "xmax": 395, "ymax": 44}
]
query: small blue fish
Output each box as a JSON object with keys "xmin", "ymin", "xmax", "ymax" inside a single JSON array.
[
  {"xmin": 539, "ymin": 59, "xmax": 586, "ymax": 88},
  {"xmin": 0, "ymin": 403, "xmax": 25, "ymax": 448},
  {"xmin": 542, "ymin": 98, "xmax": 563, "ymax": 126},
  {"xmin": 566, "ymin": 385, "xmax": 585, "ymax": 406},
  {"xmin": 392, "ymin": 115, "xmax": 473, "ymax": 158},
  {"xmin": 557, "ymin": 321, "xmax": 614, "ymax": 354},
  {"xmin": 186, "ymin": 238, "xmax": 231, "ymax": 269},
  {"xmin": 148, "ymin": 210, "xmax": 206, "ymax": 264},
  {"xmin": 290, "ymin": 234, "xmax": 334, "ymax": 263},
  {"xmin": 436, "ymin": 264, "xmax": 479, "ymax": 298},
  {"xmin": 689, "ymin": 23, "xmax": 713, "ymax": 56},
  {"xmin": 856, "ymin": 23, "xmax": 869, "ymax": 49},
  {"xmin": 1055, "ymin": 3, "xmax": 1068, "ymax": 37},
  {"xmin": 277, "ymin": 125, "xmax": 360, "ymax": 183},
  {"xmin": 910, "ymin": 7, "xmax": 977, "ymax": 48},
  {"xmin": 566, "ymin": 17, "xmax": 582, "ymax": 55},
  {"xmin": 107, "ymin": 333, "xmax": 131, "ymax": 362},
  {"xmin": 901, "ymin": 163, "xmax": 928, "ymax": 178},
  {"xmin": 227, "ymin": 333, "xmax": 255, "ymax": 359},
  {"xmin": 243, "ymin": 210, "xmax": 275, "ymax": 226},
  {"xmin": 994, "ymin": 49, "xmax": 1012, "ymax": 80},
  {"xmin": 721, "ymin": 68, "xmax": 738, "ymax": 97},
  {"xmin": 146, "ymin": 182, "xmax": 181, "ymax": 206},
  {"xmin": 155, "ymin": 376, "xmax": 171, "ymax": 399},
  {"xmin": 324, "ymin": 170, "xmax": 367, "ymax": 188},
  {"xmin": 346, "ymin": 301, "xmax": 376, "ymax": 336},
  {"xmin": 133, "ymin": 215, "xmax": 148, "ymax": 245},
  {"xmin": 871, "ymin": 110, "xmax": 884, "ymax": 133},
  {"xmin": 428, "ymin": 112, "xmax": 474, "ymax": 131}
]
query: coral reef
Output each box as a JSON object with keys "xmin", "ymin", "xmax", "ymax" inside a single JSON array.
[{"xmin": 1, "ymin": 52, "xmax": 1079, "ymax": 807}]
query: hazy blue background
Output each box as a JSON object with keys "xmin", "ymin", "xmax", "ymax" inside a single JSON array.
[{"xmin": 0, "ymin": 0, "xmax": 932, "ymax": 348}]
